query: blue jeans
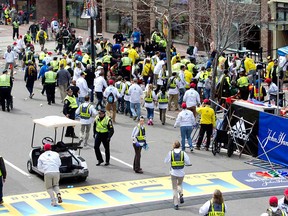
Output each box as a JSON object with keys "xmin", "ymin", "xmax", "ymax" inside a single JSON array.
[
  {"xmin": 204, "ymin": 89, "xmax": 211, "ymax": 99},
  {"xmin": 130, "ymin": 102, "xmax": 141, "ymax": 119},
  {"xmin": 146, "ymin": 107, "xmax": 154, "ymax": 119},
  {"xmin": 180, "ymin": 126, "xmax": 193, "ymax": 150},
  {"xmin": 125, "ymin": 100, "xmax": 132, "ymax": 116},
  {"xmin": 178, "ymin": 88, "xmax": 185, "ymax": 105},
  {"xmin": 0, "ymin": 176, "xmax": 3, "ymax": 202},
  {"xmin": 88, "ymin": 85, "xmax": 94, "ymax": 103}
]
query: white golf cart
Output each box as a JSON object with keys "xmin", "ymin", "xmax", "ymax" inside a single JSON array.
[{"xmin": 27, "ymin": 116, "xmax": 89, "ymax": 181}]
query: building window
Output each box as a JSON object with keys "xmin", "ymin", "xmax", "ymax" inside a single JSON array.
[
  {"xmin": 66, "ymin": 0, "xmax": 88, "ymax": 29},
  {"xmin": 106, "ymin": 9, "xmax": 132, "ymax": 35}
]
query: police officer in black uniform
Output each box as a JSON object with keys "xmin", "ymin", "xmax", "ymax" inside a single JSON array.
[
  {"xmin": 0, "ymin": 69, "xmax": 13, "ymax": 112},
  {"xmin": 63, "ymin": 87, "xmax": 79, "ymax": 138},
  {"xmin": 93, "ymin": 109, "xmax": 114, "ymax": 166}
]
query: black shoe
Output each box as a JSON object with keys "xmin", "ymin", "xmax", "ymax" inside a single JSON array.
[
  {"xmin": 71, "ymin": 134, "xmax": 78, "ymax": 139},
  {"xmin": 65, "ymin": 134, "xmax": 71, "ymax": 137},
  {"xmin": 135, "ymin": 170, "xmax": 143, "ymax": 174},
  {"xmin": 190, "ymin": 148, "xmax": 193, "ymax": 152},
  {"xmin": 48, "ymin": 102, "xmax": 51, "ymax": 105},
  {"xmin": 104, "ymin": 162, "xmax": 110, "ymax": 166},
  {"xmin": 96, "ymin": 161, "xmax": 104, "ymax": 166},
  {"xmin": 174, "ymin": 205, "xmax": 179, "ymax": 210},
  {"xmin": 180, "ymin": 195, "xmax": 184, "ymax": 204},
  {"xmin": 57, "ymin": 193, "xmax": 62, "ymax": 203}
]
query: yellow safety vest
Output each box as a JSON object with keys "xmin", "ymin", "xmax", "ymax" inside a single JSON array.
[
  {"xmin": 253, "ymin": 86, "xmax": 263, "ymax": 99},
  {"xmin": 136, "ymin": 125, "xmax": 145, "ymax": 141},
  {"xmin": 50, "ymin": 60, "xmax": 59, "ymax": 71},
  {"xmin": 25, "ymin": 53, "xmax": 33, "ymax": 64},
  {"xmin": 171, "ymin": 151, "xmax": 184, "ymax": 169},
  {"xmin": 0, "ymin": 74, "xmax": 11, "ymax": 87},
  {"xmin": 39, "ymin": 52, "xmax": 46, "ymax": 61},
  {"xmin": 82, "ymin": 54, "xmax": 90, "ymax": 64},
  {"xmin": 95, "ymin": 116, "xmax": 110, "ymax": 133},
  {"xmin": 125, "ymin": 83, "xmax": 130, "ymax": 95},
  {"xmin": 187, "ymin": 63, "xmax": 195, "ymax": 73},
  {"xmin": 44, "ymin": 71, "xmax": 56, "ymax": 83},
  {"xmin": 169, "ymin": 77, "xmax": 177, "ymax": 89},
  {"xmin": 122, "ymin": 57, "xmax": 131, "ymax": 66},
  {"xmin": 208, "ymin": 200, "xmax": 225, "ymax": 216},
  {"xmin": 64, "ymin": 95, "xmax": 78, "ymax": 108},
  {"xmin": 102, "ymin": 55, "xmax": 112, "ymax": 64},
  {"xmin": 116, "ymin": 82, "xmax": 123, "ymax": 93},
  {"xmin": 13, "ymin": 21, "xmax": 19, "ymax": 28},
  {"xmin": 158, "ymin": 93, "xmax": 168, "ymax": 104},
  {"xmin": 144, "ymin": 92, "xmax": 153, "ymax": 103},
  {"xmin": 237, "ymin": 76, "xmax": 249, "ymax": 88},
  {"xmin": 80, "ymin": 104, "xmax": 92, "ymax": 119}
]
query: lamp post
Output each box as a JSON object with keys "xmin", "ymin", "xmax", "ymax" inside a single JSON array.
[{"xmin": 81, "ymin": 0, "xmax": 97, "ymax": 74}]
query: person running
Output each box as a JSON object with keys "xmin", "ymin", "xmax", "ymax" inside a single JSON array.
[
  {"xmin": 144, "ymin": 84, "xmax": 157, "ymax": 125},
  {"xmin": 164, "ymin": 140, "xmax": 191, "ymax": 210},
  {"xmin": 199, "ymin": 189, "xmax": 227, "ymax": 215},
  {"xmin": 266, "ymin": 196, "xmax": 286, "ymax": 216},
  {"xmin": 24, "ymin": 60, "xmax": 37, "ymax": 99}
]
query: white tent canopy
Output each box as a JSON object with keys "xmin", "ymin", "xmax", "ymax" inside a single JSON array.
[{"xmin": 33, "ymin": 116, "xmax": 82, "ymax": 128}]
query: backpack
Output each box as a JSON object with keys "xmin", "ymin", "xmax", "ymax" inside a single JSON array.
[
  {"xmin": 186, "ymin": 46, "xmax": 194, "ymax": 55},
  {"xmin": 39, "ymin": 30, "xmax": 45, "ymax": 39},
  {"xmin": 107, "ymin": 92, "xmax": 115, "ymax": 104},
  {"xmin": 267, "ymin": 208, "xmax": 284, "ymax": 216}
]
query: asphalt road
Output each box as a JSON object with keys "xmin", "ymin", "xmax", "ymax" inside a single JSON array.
[{"xmin": 0, "ymin": 24, "xmax": 286, "ymax": 216}]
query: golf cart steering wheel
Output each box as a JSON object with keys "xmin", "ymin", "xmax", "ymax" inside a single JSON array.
[{"xmin": 42, "ymin": 137, "xmax": 54, "ymax": 145}]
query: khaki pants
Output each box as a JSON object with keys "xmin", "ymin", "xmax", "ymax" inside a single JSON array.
[
  {"xmin": 168, "ymin": 94, "xmax": 178, "ymax": 111},
  {"xmin": 58, "ymin": 83, "xmax": 68, "ymax": 102},
  {"xmin": 171, "ymin": 175, "xmax": 184, "ymax": 205},
  {"xmin": 44, "ymin": 172, "xmax": 60, "ymax": 203},
  {"xmin": 187, "ymin": 106, "xmax": 197, "ymax": 118},
  {"xmin": 105, "ymin": 102, "xmax": 117, "ymax": 122}
]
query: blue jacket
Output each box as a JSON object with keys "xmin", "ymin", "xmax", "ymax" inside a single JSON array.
[{"xmin": 38, "ymin": 61, "xmax": 49, "ymax": 79}]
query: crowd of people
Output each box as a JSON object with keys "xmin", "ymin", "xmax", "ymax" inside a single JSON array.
[{"xmin": 1, "ymin": 13, "xmax": 288, "ymax": 213}]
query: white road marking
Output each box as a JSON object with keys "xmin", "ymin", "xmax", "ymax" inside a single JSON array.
[
  {"xmin": 4, "ymin": 159, "xmax": 31, "ymax": 177},
  {"xmin": 101, "ymin": 151, "xmax": 133, "ymax": 168}
]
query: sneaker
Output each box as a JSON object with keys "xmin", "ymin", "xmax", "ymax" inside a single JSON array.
[
  {"xmin": 196, "ymin": 146, "xmax": 200, "ymax": 150},
  {"xmin": 174, "ymin": 205, "xmax": 179, "ymax": 210},
  {"xmin": 150, "ymin": 119, "xmax": 154, "ymax": 125},
  {"xmin": 51, "ymin": 201, "xmax": 57, "ymax": 206},
  {"xmin": 147, "ymin": 120, "xmax": 151, "ymax": 125},
  {"xmin": 180, "ymin": 195, "xmax": 184, "ymax": 204},
  {"xmin": 190, "ymin": 148, "xmax": 193, "ymax": 152},
  {"xmin": 57, "ymin": 193, "xmax": 62, "ymax": 203}
]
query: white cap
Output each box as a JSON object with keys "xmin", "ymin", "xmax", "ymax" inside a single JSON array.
[{"xmin": 97, "ymin": 66, "xmax": 103, "ymax": 69}]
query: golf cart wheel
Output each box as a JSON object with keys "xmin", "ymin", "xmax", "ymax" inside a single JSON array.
[
  {"xmin": 27, "ymin": 160, "xmax": 35, "ymax": 173},
  {"xmin": 212, "ymin": 141, "xmax": 217, "ymax": 156},
  {"xmin": 78, "ymin": 176, "xmax": 87, "ymax": 182}
]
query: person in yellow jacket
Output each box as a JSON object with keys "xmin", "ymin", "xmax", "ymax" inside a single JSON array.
[
  {"xmin": 127, "ymin": 45, "xmax": 139, "ymax": 65},
  {"xmin": 265, "ymin": 56, "xmax": 274, "ymax": 79},
  {"xmin": 171, "ymin": 54, "xmax": 181, "ymax": 65},
  {"xmin": 184, "ymin": 68, "xmax": 193, "ymax": 90},
  {"xmin": 237, "ymin": 71, "xmax": 249, "ymax": 100},
  {"xmin": 141, "ymin": 58, "xmax": 154, "ymax": 86},
  {"xmin": 4, "ymin": 6, "xmax": 10, "ymax": 25},
  {"xmin": 196, "ymin": 99, "xmax": 216, "ymax": 151},
  {"xmin": 59, "ymin": 54, "xmax": 67, "ymax": 68},
  {"xmin": 36, "ymin": 28, "xmax": 48, "ymax": 51},
  {"xmin": 244, "ymin": 55, "xmax": 256, "ymax": 84}
]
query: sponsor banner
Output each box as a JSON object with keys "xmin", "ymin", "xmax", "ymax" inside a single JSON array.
[
  {"xmin": 258, "ymin": 112, "xmax": 288, "ymax": 167},
  {"xmin": 1, "ymin": 170, "xmax": 287, "ymax": 215}
]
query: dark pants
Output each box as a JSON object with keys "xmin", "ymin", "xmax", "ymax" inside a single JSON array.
[
  {"xmin": 196, "ymin": 124, "xmax": 213, "ymax": 148},
  {"xmin": 0, "ymin": 87, "xmax": 11, "ymax": 111},
  {"xmin": 45, "ymin": 83, "xmax": 56, "ymax": 104},
  {"xmin": 124, "ymin": 100, "xmax": 132, "ymax": 117},
  {"xmin": 159, "ymin": 108, "xmax": 166, "ymax": 124},
  {"xmin": 94, "ymin": 132, "xmax": 110, "ymax": 163},
  {"xmin": 122, "ymin": 66, "xmax": 131, "ymax": 80},
  {"xmin": 133, "ymin": 143, "xmax": 142, "ymax": 171},
  {"xmin": 88, "ymin": 85, "xmax": 94, "ymax": 103},
  {"xmin": 41, "ymin": 78, "xmax": 46, "ymax": 95},
  {"xmin": 103, "ymin": 63, "xmax": 109, "ymax": 79},
  {"xmin": 26, "ymin": 79, "xmax": 35, "ymax": 96},
  {"xmin": 178, "ymin": 88, "xmax": 185, "ymax": 105},
  {"xmin": 13, "ymin": 28, "xmax": 19, "ymax": 39},
  {"xmin": 66, "ymin": 110, "xmax": 76, "ymax": 136},
  {"xmin": 96, "ymin": 92, "xmax": 104, "ymax": 110},
  {"xmin": 56, "ymin": 43, "xmax": 63, "ymax": 52},
  {"xmin": 117, "ymin": 96, "xmax": 124, "ymax": 113},
  {"xmin": 239, "ymin": 86, "xmax": 249, "ymax": 100}
]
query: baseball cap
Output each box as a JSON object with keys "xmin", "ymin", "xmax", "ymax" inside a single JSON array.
[
  {"xmin": 265, "ymin": 78, "xmax": 272, "ymax": 84},
  {"xmin": 80, "ymin": 72, "xmax": 87, "ymax": 76},
  {"xmin": 203, "ymin": 99, "xmax": 210, "ymax": 104},
  {"xmin": 181, "ymin": 102, "xmax": 187, "ymax": 109},
  {"xmin": 97, "ymin": 66, "xmax": 103, "ymax": 70},
  {"xmin": 190, "ymin": 83, "xmax": 196, "ymax": 88},
  {"xmin": 44, "ymin": 143, "xmax": 51, "ymax": 151},
  {"xmin": 13, "ymin": 42, "xmax": 17, "ymax": 45},
  {"xmin": 269, "ymin": 196, "xmax": 278, "ymax": 206},
  {"xmin": 108, "ymin": 79, "xmax": 114, "ymax": 85},
  {"xmin": 284, "ymin": 188, "xmax": 288, "ymax": 196},
  {"xmin": 47, "ymin": 51, "xmax": 52, "ymax": 55}
]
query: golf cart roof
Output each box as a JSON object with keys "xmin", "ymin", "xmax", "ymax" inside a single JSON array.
[{"xmin": 33, "ymin": 116, "xmax": 82, "ymax": 128}]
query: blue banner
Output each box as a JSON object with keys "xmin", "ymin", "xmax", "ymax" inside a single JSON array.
[{"xmin": 258, "ymin": 112, "xmax": 288, "ymax": 167}]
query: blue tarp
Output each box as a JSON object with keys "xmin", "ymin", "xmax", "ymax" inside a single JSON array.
[{"xmin": 277, "ymin": 46, "xmax": 288, "ymax": 56}]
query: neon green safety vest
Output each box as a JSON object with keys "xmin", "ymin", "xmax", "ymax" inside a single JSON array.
[
  {"xmin": 169, "ymin": 77, "xmax": 177, "ymax": 89},
  {"xmin": 102, "ymin": 55, "xmax": 112, "ymax": 64},
  {"xmin": 39, "ymin": 52, "xmax": 46, "ymax": 61},
  {"xmin": 0, "ymin": 74, "xmax": 11, "ymax": 87},
  {"xmin": 25, "ymin": 34, "xmax": 32, "ymax": 42},
  {"xmin": 50, "ymin": 60, "xmax": 59, "ymax": 71},
  {"xmin": 95, "ymin": 116, "xmax": 110, "ymax": 133},
  {"xmin": 116, "ymin": 82, "xmax": 123, "ymax": 93},
  {"xmin": 64, "ymin": 95, "xmax": 78, "ymax": 108},
  {"xmin": 13, "ymin": 21, "xmax": 19, "ymax": 28},
  {"xmin": 208, "ymin": 200, "xmax": 225, "ymax": 216},
  {"xmin": 80, "ymin": 104, "xmax": 92, "ymax": 119},
  {"xmin": 171, "ymin": 151, "xmax": 184, "ymax": 169},
  {"xmin": 44, "ymin": 71, "xmax": 56, "ymax": 83},
  {"xmin": 25, "ymin": 53, "xmax": 33, "ymax": 64},
  {"xmin": 158, "ymin": 93, "xmax": 168, "ymax": 104},
  {"xmin": 136, "ymin": 125, "xmax": 145, "ymax": 141},
  {"xmin": 237, "ymin": 76, "xmax": 249, "ymax": 87},
  {"xmin": 253, "ymin": 86, "xmax": 263, "ymax": 99},
  {"xmin": 187, "ymin": 63, "xmax": 195, "ymax": 73},
  {"xmin": 122, "ymin": 57, "xmax": 131, "ymax": 66},
  {"xmin": 144, "ymin": 92, "xmax": 153, "ymax": 103},
  {"xmin": 125, "ymin": 83, "xmax": 130, "ymax": 95},
  {"xmin": 82, "ymin": 54, "xmax": 90, "ymax": 64}
]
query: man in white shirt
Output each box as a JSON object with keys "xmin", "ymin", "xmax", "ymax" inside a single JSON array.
[
  {"xmin": 4, "ymin": 45, "xmax": 17, "ymax": 78},
  {"xmin": 76, "ymin": 72, "xmax": 90, "ymax": 104},
  {"xmin": 103, "ymin": 79, "xmax": 120, "ymax": 123},
  {"xmin": 164, "ymin": 140, "xmax": 191, "ymax": 210},
  {"xmin": 265, "ymin": 78, "xmax": 279, "ymax": 103},
  {"xmin": 153, "ymin": 58, "xmax": 166, "ymax": 85},
  {"xmin": 128, "ymin": 78, "xmax": 143, "ymax": 120},
  {"xmin": 174, "ymin": 102, "xmax": 196, "ymax": 151},
  {"xmin": 73, "ymin": 61, "xmax": 84, "ymax": 81},
  {"xmin": 51, "ymin": 19, "xmax": 59, "ymax": 35},
  {"xmin": 183, "ymin": 83, "xmax": 200, "ymax": 118},
  {"xmin": 178, "ymin": 65, "xmax": 187, "ymax": 106},
  {"xmin": 37, "ymin": 143, "xmax": 62, "ymax": 206},
  {"xmin": 94, "ymin": 71, "xmax": 107, "ymax": 110},
  {"xmin": 75, "ymin": 95, "xmax": 97, "ymax": 146},
  {"xmin": 95, "ymin": 65, "xmax": 104, "ymax": 78}
]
